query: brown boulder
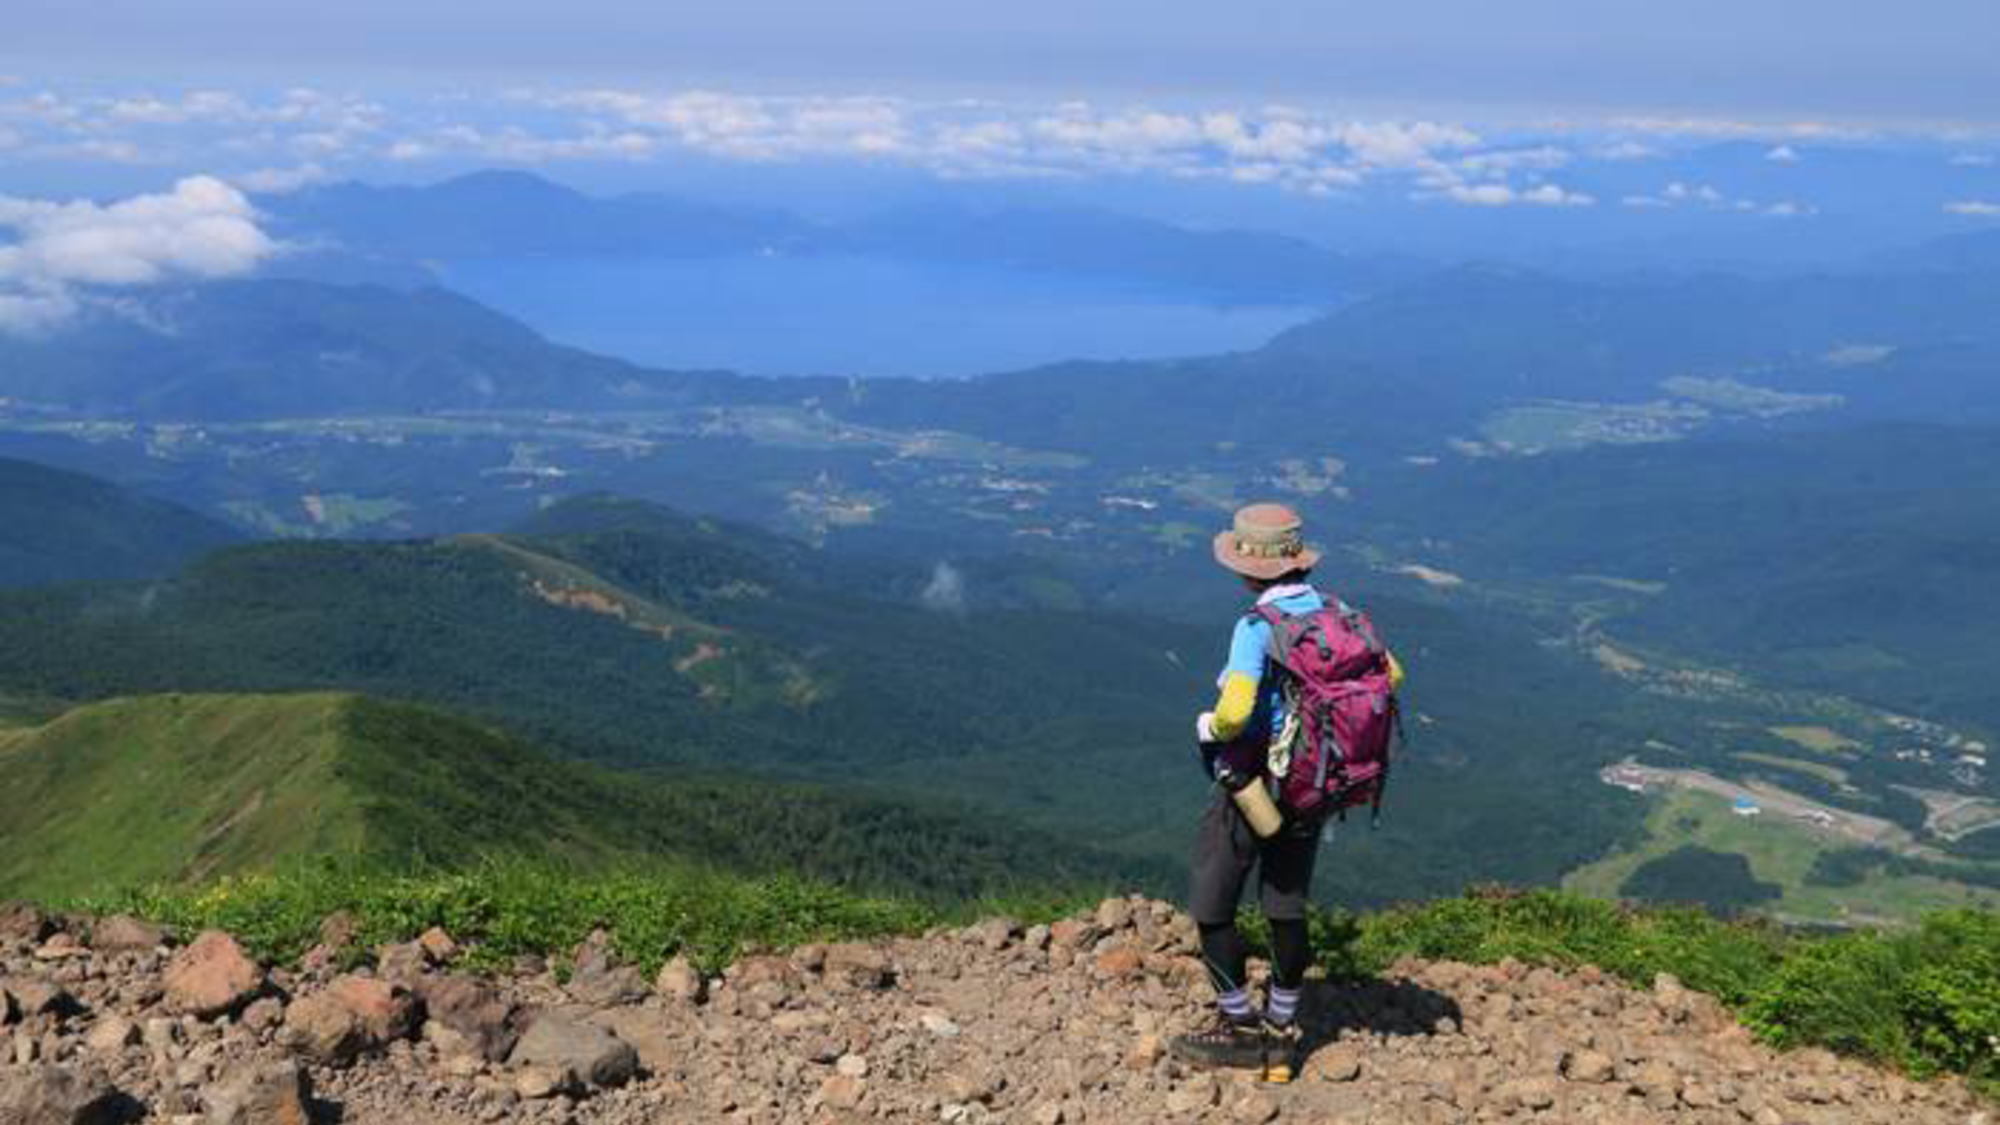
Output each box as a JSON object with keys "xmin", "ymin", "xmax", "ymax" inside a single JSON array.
[
  {"xmin": 0, "ymin": 1064, "xmax": 129, "ymax": 1125},
  {"xmin": 418, "ymin": 974, "xmax": 520, "ymax": 1062},
  {"xmin": 821, "ymin": 943, "xmax": 894, "ymax": 991},
  {"xmin": 0, "ymin": 902, "xmax": 55, "ymax": 944},
  {"xmin": 1092, "ymin": 945, "xmax": 1143, "ymax": 979},
  {"xmin": 87, "ymin": 916, "xmax": 167, "ymax": 955},
  {"xmin": 204, "ymin": 1058, "xmax": 312, "ymax": 1125},
  {"xmin": 654, "ymin": 955, "xmax": 705, "ymax": 1004},
  {"xmin": 4, "ymin": 977, "xmax": 80, "ymax": 1019},
  {"xmin": 32, "ymin": 933, "xmax": 89, "ymax": 962},
  {"xmin": 508, "ymin": 1010, "xmax": 638, "ymax": 1089},
  {"xmin": 283, "ymin": 975, "xmax": 419, "ymax": 1065},
  {"xmin": 372, "ymin": 940, "xmax": 428, "ymax": 985},
  {"xmin": 568, "ymin": 931, "xmax": 648, "ymax": 1008},
  {"xmin": 416, "ymin": 927, "xmax": 458, "ymax": 964},
  {"xmin": 163, "ymin": 931, "xmax": 264, "ymax": 1019},
  {"xmin": 1562, "ymin": 1048, "xmax": 1616, "ymax": 1083}
]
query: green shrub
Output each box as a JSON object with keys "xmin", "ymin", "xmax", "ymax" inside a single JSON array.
[{"xmin": 73, "ymin": 857, "xmax": 935, "ymax": 974}]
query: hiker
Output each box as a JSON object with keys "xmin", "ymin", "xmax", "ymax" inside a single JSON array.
[{"xmin": 1172, "ymin": 502, "xmax": 1404, "ymax": 1080}]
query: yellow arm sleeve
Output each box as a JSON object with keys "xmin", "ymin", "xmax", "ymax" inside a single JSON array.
[
  {"xmin": 1387, "ymin": 651, "xmax": 1406, "ymax": 691},
  {"xmin": 1210, "ymin": 671, "xmax": 1260, "ymax": 742}
]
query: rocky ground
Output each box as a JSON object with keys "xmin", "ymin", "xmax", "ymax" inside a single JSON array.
[{"xmin": 0, "ymin": 897, "xmax": 1990, "ymax": 1125}]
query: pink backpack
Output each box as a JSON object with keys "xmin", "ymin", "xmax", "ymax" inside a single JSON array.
[{"xmin": 1252, "ymin": 595, "xmax": 1400, "ymax": 821}]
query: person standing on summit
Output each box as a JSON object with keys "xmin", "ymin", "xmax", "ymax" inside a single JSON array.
[{"xmin": 1172, "ymin": 502, "xmax": 1405, "ymax": 1081}]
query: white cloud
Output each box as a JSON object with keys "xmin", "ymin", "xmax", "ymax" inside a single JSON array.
[
  {"xmin": 233, "ymin": 163, "xmax": 329, "ymax": 194},
  {"xmin": 1440, "ymin": 182, "xmax": 1594, "ymax": 207},
  {"xmin": 1763, "ymin": 200, "xmax": 1815, "ymax": 217},
  {"xmin": 1765, "ymin": 144, "xmax": 1801, "ymax": 163},
  {"xmin": 1950, "ymin": 153, "xmax": 1996, "ymax": 168},
  {"xmin": 0, "ymin": 176, "xmax": 277, "ymax": 334},
  {"xmin": 1455, "ymin": 145, "xmax": 1570, "ymax": 178},
  {"xmin": 1610, "ymin": 115, "xmax": 1862, "ymax": 141},
  {"xmin": 1663, "ymin": 181, "xmax": 1726, "ymax": 205},
  {"xmin": 1621, "ymin": 194, "xmax": 1671, "ymax": 208},
  {"xmin": 919, "ymin": 561, "xmax": 967, "ymax": 615},
  {"xmin": 1338, "ymin": 120, "xmax": 1479, "ymax": 168},
  {"xmin": 1946, "ymin": 200, "xmax": 2000, "ymax": 216},
  {"xmin": 1595, "ymin": 140, "xmax": 1660, "ymax": 161}
]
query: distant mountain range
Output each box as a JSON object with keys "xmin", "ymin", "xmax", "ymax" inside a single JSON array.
[{"xmin": 263, "ymin": 170, "xmax": 1416, "ymax": 303}]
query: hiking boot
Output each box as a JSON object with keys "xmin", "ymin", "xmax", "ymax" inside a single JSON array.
[
  {"xmin": 1261, "ymin": 1020, "xmax": 1301, "ymax": 1083},
  {"xmin": 1169, "ymin": 1012, "xmax": 1268, "ymax": 1070}
]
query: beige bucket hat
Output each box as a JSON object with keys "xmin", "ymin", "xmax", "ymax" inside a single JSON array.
[{"xmin": 1212, "ymin": 502, "xmax": 1322, "ymax": 580}]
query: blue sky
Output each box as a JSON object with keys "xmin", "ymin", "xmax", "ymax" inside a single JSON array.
[
  {"xmin": 3, "ymin": 0, "xmax": 1999, "ymax": 333},
  {"xmin": 8, "ymin": 0, "xmax": 2000, "ymax": 120}
]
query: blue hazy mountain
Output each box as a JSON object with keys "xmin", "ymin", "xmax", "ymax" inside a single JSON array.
[{"xmin": 0, "ymin": 457, "xmax": 241, "ymax": 587}]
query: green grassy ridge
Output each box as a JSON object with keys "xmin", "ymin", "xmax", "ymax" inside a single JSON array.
[
  {"xmin": 62, "ymin": 870, "xmax": 1998, "ymax": 1095},
  {"xmin": 0, "ymin": 691, "xmax": 1160, "ymax": 905}
]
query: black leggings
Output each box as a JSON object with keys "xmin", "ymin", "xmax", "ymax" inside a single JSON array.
[{"xmin": 1199, "ymin": 917, "xmax": 1310, "ymax": 994}]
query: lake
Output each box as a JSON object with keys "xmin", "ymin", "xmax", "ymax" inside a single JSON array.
[{"xmin": 439, "ymin": 255, "xmax": 1321, "ymax": 378}]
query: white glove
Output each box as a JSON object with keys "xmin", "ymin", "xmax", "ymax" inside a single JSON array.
[{"xmin": 1196, "ymin": 711, "xmax": 1219, "ymax": 743}]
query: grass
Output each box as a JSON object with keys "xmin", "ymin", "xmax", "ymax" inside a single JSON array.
[
  {"xmin": 1564, "ymin": 789, "xmax": 2000, "ymax": 926},
  {"xmin": 1734, "ymin": 751, "xmax": 1851, "ymax": 786},
  {"xmin": 1769, "ymin": 725, "xmax": 1862, "ymax": 755}
]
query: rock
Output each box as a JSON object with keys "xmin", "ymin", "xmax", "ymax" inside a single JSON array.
[
  {"xmin": 1501, "ymin": 1077, "xmax": 1557, "ymax": 1111},
  {"xmin": 284, "ymin": 975, "xmax": 419, "ymax": 1065},
  {"xmin": 1562, "ymin": 1048, "xmax": 1615, "ymax": 1083},
  {"xmin": 0, "ymin": 987, "xmax": 14, "ymax": 1026},
  {"xmin": 1092, "ymin": 946, "xmax": 1143, "ymax": 979},
  {"xmin": 0, "ymin": 1064, "xmax": 129, "ymax": 1125},
  {"xmin": 1632, "ymin": 1058, "xmax": 1680, "ymax": 1103},
  {"xmin": 653, "ymin": 956, "xmax": 705, "ymax": 1004},
  {"xmin": 1231, "ymin": 1090, "xmax": 1280, "ymax": 1123},
  {"xmin": 1124, "ymin": 1033, "xmax": 1164, "ymax": 1070},
  {"xmin": 1095, "ymin": 898, "xmax": 1134, "ymax": 932},
  {"xmin": 1029, "ymin": 1102, "xmax": 1065, "ymax": 1125},
  {"xmin": 203, "ymin": 1058, "xmax": 312, "ymax": 1125},
  {"xmin": 416, "ymin": 927, "xmax": 458, "ymax": 964},
  {"xmin": 1047, "ymin": 919, "xmax": 1098, "ymax": 952},
  {"xmin": 372, "ymin": 941, "xmax": 427, "ymax": 986},
  {"xmin": 0, "ymin": 902, "xmax": 55, "ymax": 944},
  {"xmin": 88, "ymin": 916, "xmax": 167, "ymax": 955},
  {"xmin": 963, "ymin": 917, "xmax": 1020, "ymax": 952},
  {"xmin": 1166, "ymin": 1075, "xmax": 1219, "ymax": 1114},
  {"xmin": 141, "ymin": 1018, "xmax": 178, "ymax": 1054},
  {"xmin": 568, "ymin": 932, "xmax": 648, "ymax": 1008},
  {"xmin": 239, "ymin": 997, "xmax": 285, "ymax": 1034},
  {"xmin": 835, "ymin": 1052, "xmax": 870, "ymax": 1078},
  {"xmin": 33, "ymin": 933, "xmax": 89, "ymax": 961},
  {"xmin": 5, "ymin": 977, "xmax": 81, "ymax": 1019},
  {"xmin": 418, "ymin": 975, "xmax": 520, "ymax": 1062},
  {"xmin": 819, "ymin": 1074, "xmax": 866, "ymax": 1110},
  {"xmin": 163, "ymin": 932, "xmax": 264, "ymax": 1019},
  {"xmin": 919, "ymin": 1013, "xmax": 961, "ymax": 1038},
  {"xmin": 514, "ymin": 1066, "xmax": 576, "ymax": 1100},
  {"xmin": 822, "ymin": 942, "xmax": 894, "ymax": 990},
  {"xmin": 82, "ymin": 1017, "xmax": 139, "ymax": 1054},
  {"xmin": 508, "ymin": 1010, "xmax": 639, "ymax": 1089},
  {"xmin": 1313, "ymin": 1045, "xmax": 1362, "ymax": 1083}
]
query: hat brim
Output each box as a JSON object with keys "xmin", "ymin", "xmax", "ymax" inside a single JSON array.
[{"xmin": 1212, "ymin": 530, "xmax": 1321, "ymax": 580}]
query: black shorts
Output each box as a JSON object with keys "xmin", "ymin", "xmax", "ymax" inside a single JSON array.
[{"xmin": 1187, "ymin": 789, "xmax": 1323, "ymax": 925}]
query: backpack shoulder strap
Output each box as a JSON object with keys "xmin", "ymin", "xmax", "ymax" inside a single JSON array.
[{"xmin": 1320, "ymin": 590, "xmax": 1386, "ymax": 656}]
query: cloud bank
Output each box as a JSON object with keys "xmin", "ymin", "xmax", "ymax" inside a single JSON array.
[{"xmin": 0, "ymin": 176, "xmax": 277, "ymax": 333}]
